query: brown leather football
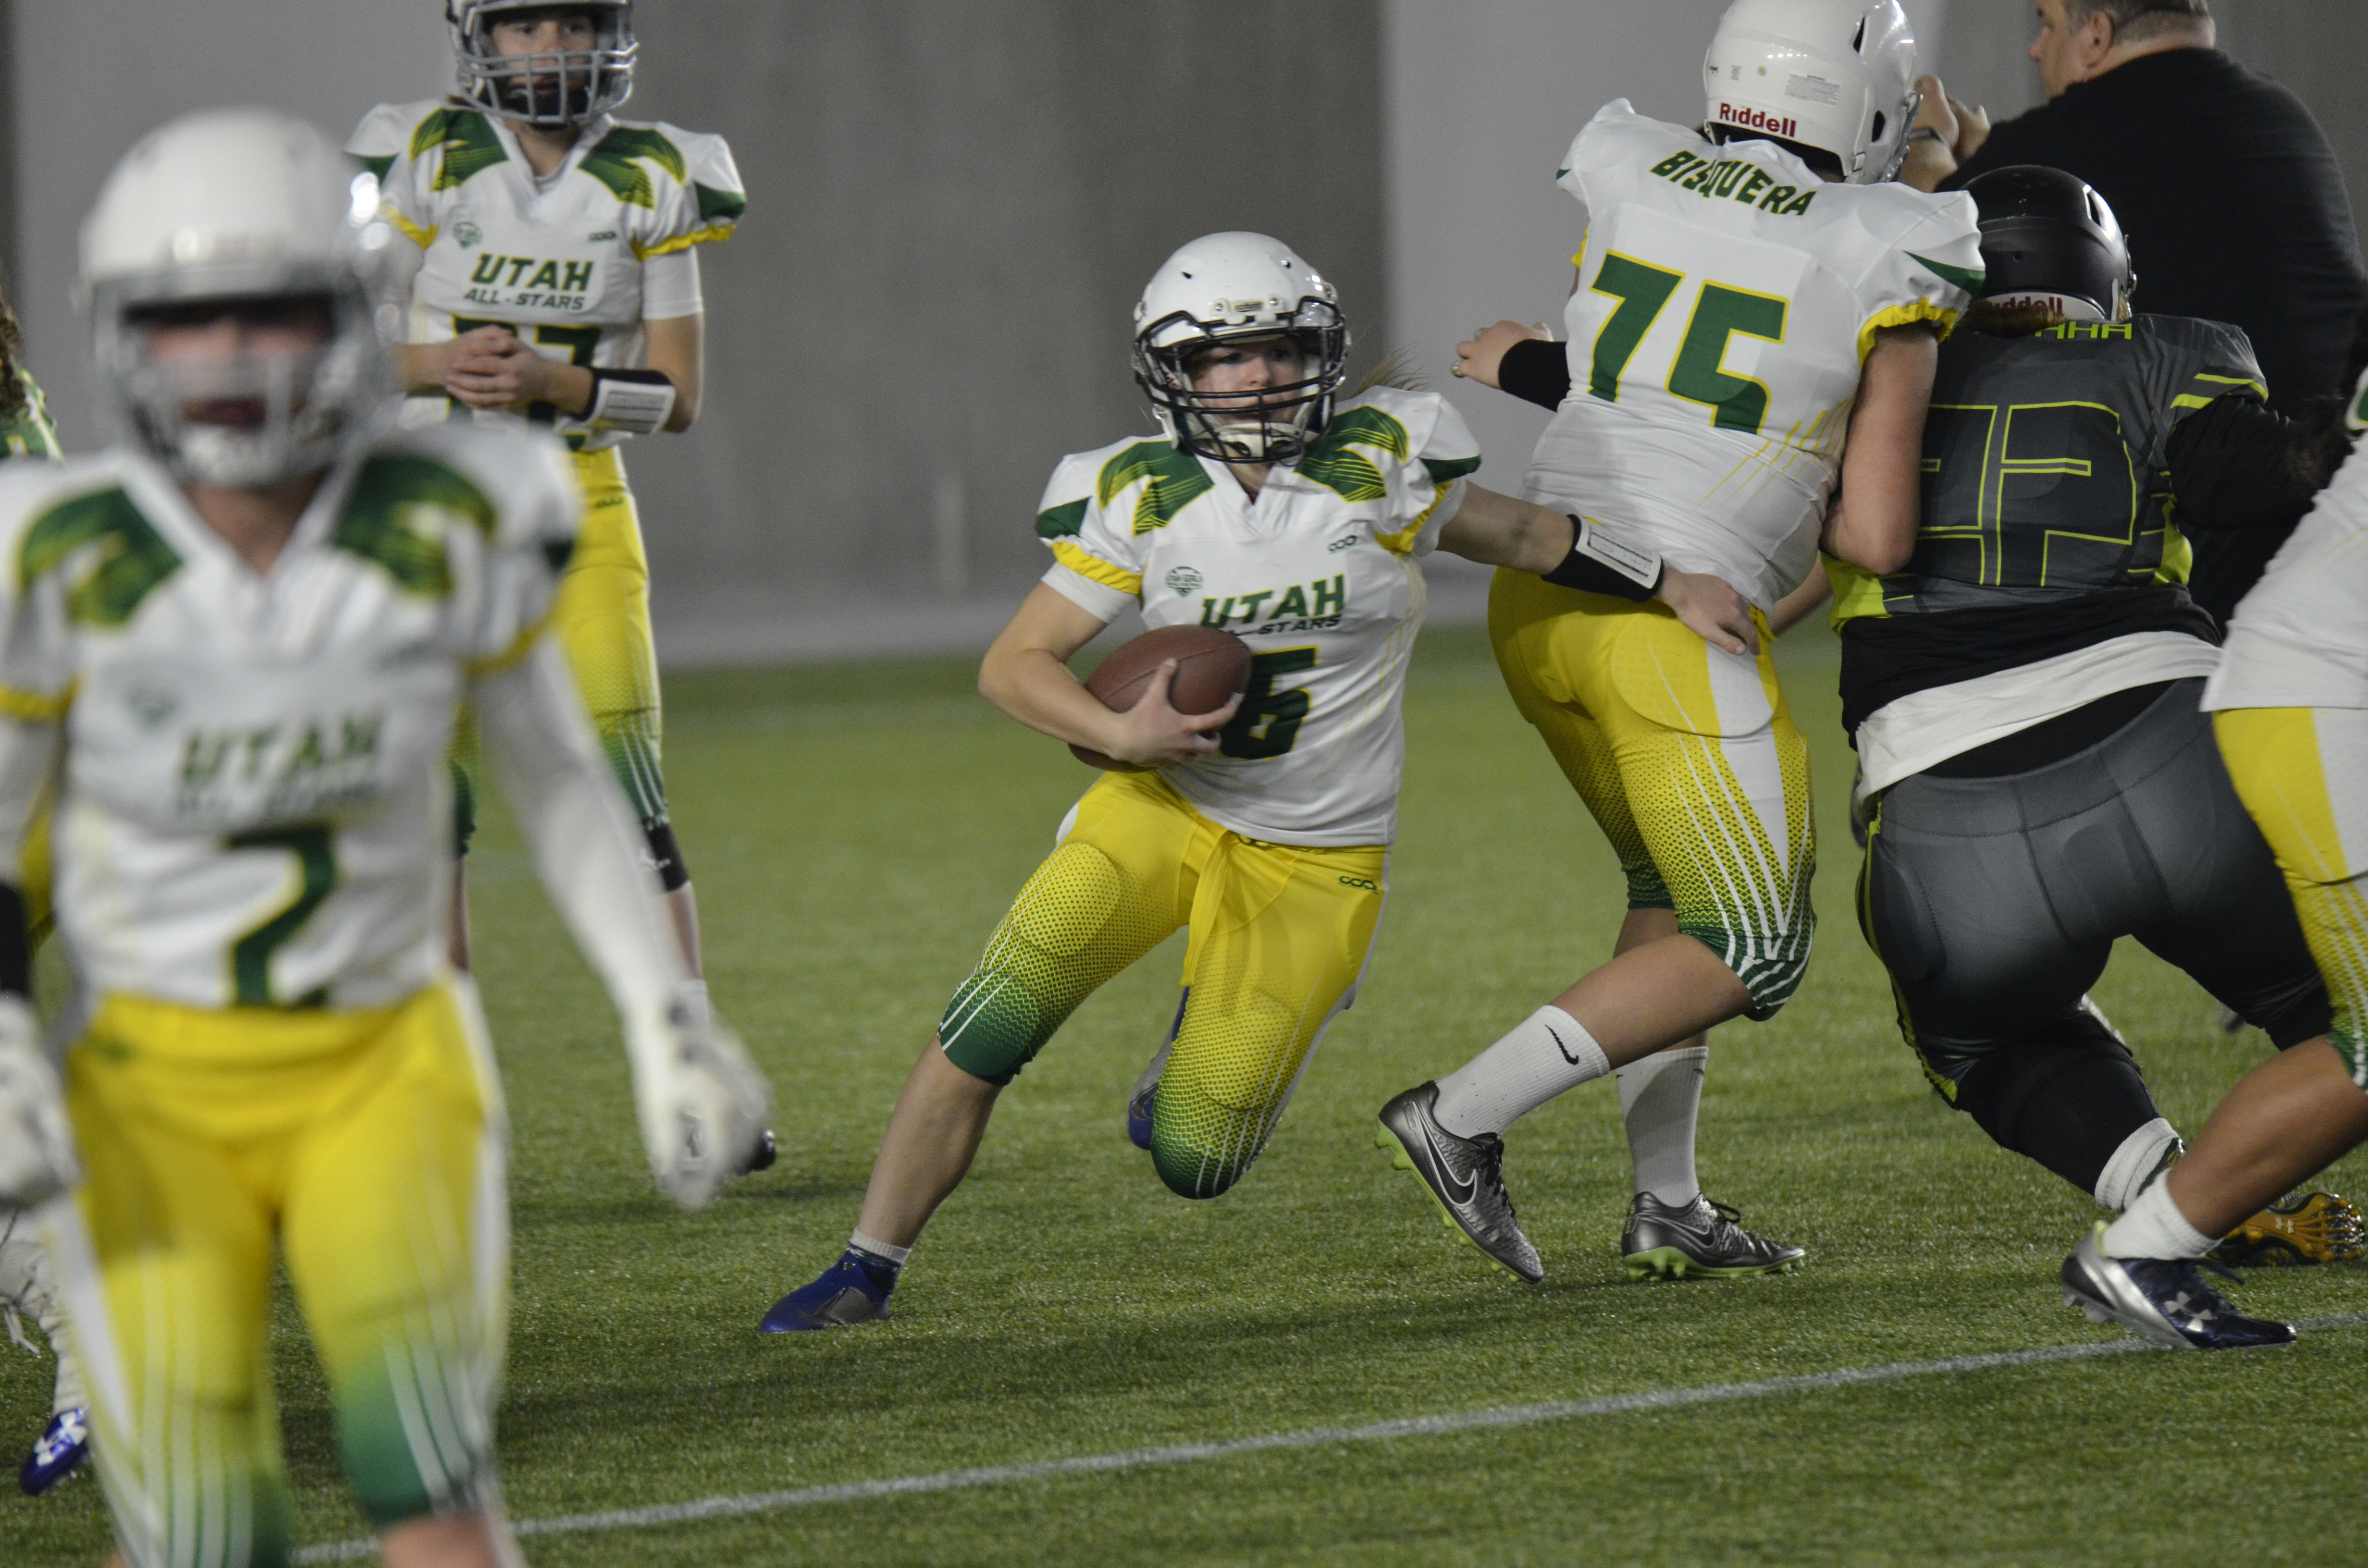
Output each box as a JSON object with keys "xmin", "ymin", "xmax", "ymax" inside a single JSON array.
[{"xmin": 1069, "ymin": 625, "xmax": 1251, "ymax": 771}]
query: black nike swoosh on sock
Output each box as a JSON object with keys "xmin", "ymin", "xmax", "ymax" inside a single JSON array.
[{"xmin": 1544, "ymin": 1024, "xmax": 1591, "ymax": 1067}]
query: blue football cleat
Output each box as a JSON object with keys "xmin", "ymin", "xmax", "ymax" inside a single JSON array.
[
  {"xmin": 760, "ymin": 1253, "xmax": 893, "ymax": 1332},
  {"xmin": 1126, "ymin": 1080, "xmax": 1157, "ymax": 1151},
  {"xmin": 19, "ymin": 1407, "xmax": 89, "ymax": 1495},
  {"xmin": 1126, "ymin": 1018, "xmax": 1181, "ymax": 1152},
  {"xmin": 2061, "ymin": 1224, "xmax": 2296, "ymax": 1350}
]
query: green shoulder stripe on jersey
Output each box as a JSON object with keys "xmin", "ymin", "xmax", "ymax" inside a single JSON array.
[
  {"xmin": 1908, "ymin": 251, "xmax": 1986, "ymax": 295},
  {"xmin": 411, "ymin": 108, "xmax": 508, "ymax": 192},
  {"xmin": 1097, "ymin": 441, "xmax": 1211, "ymax": 536},
  {"xmin": 333, "ymin": 454, "xmax": 499, "ymax": 595},
  {"xmin": 1036, "ymin": 498, "xmax": 1088, "ymax": 540},
  {"xmin": 695, "ymin": 183, "xmax": 747, "ymax": 224},
  {"xmin": 352, "ymin": 153, "xmax": 396, "ymax": 184},
  {"xmin": 1422, "ymin": 454, "xmax": 1481, "ymax": 486},
  {"xmin": 582, "ymin": 126, "xmax": 686, "ymax": 208},
  {"xmin": 21, "ymin": 488, "xmax": 181, "ymax": 626},
  {"xmin": 1299, "ymin": 405, "xmax": 1411, "ymax": 504}
]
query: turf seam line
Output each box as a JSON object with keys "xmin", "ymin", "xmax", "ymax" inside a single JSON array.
[{"xmin": 290, "ymin": 1312, "xmax": 2368, "ymax": 1559}]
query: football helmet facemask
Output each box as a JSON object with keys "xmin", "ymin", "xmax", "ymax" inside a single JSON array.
[
  {"xmin": 1966, "ymin": 165, "xmax": 2135, "ymax": 323},
  {"xmin": 1134, "ymin": 232, "xmax": 1349, "ymax": 466},
  {"xmin": 1703, "ymin": 0, "xmax": 1922, "ymax": 184},
  {"xmin": 449, "ymin": 0, "xmax": 637, "ymax": 129},
  {"xmin": 80, "ymin": 108, "xmax": 395, "ymax": 488}
]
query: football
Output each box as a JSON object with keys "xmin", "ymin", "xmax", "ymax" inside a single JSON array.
[{"xmin": 1069, "ymin": 625, "xmax": 1252, "ymax": 771}]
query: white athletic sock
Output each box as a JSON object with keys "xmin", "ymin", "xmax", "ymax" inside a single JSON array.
[
  {"xmin": 848, "ymin": 1230, "xmax": 911, "ymax": 1266},
  {"xmin": 1432, "ymin": 1005, "xmax": 1610, "ymax": 1138},
  {"xmin": 2100, "ymin": 1176, "xmax": 2215, "ymax": 1261},
  {"xmin": 2092, "ymin": 1117, "xmax": 2182, "ymax": 1212},
  {"xmin": 678, "ymin": 979, "xmax": 712, "ymax": 1033},
  {"xmin": 1617, "ymin": 1043, "xmax": 1706, "ymax": 1206}
]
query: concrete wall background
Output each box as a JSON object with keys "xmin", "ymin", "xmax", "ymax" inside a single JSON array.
[{"xmin": 620, "ymin": 1, "xmax": 1386, "ymax": 662}]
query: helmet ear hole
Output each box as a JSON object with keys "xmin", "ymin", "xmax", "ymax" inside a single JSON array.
[
  {"xmin": 1853, "ymin": 19, "xmax": 1867, "ymax": 50},
  {"xmin": 1871, "ymin": 111, "xmax": 1887, "ymax": 143}
]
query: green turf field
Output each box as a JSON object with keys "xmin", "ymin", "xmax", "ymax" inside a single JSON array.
[{"xmin": 6, "ymin": 617, "xmax": 2365, "ymax": 1567}]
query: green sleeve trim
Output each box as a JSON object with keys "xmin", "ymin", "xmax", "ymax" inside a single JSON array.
[
  {"xmin": 353, "ymin": 153, "xmax": 396, "ymax": 183},
  {"xmin": 1035, "ymin": 498, "xmax": 1088, "ymax": 540},
  {"xmin": 1421, "ymin": 455, "xmax": 1481, "ymax": 486},
  {"xmin": 1906, "ymin": 251, "xmax": 1986, "ymax": 296},
  {"xmin": 694, "ymin": 183, "xmax": 747, "ymax": 224}
]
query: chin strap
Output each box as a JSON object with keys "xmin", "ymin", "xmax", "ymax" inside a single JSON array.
[
  {"xmin": 585, "ymin": 368, "xmax": 678, "ymax": 435},
  {"xmin": 1542, "ymin": 514, "xmax": 1664, "ymax": 601}
]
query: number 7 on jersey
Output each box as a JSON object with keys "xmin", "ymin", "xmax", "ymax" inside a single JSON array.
[{"xmin": 1588, "ymin": 253, "xmax": 1788, "ymax": 436}]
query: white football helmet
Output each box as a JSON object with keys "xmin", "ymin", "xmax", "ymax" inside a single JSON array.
[
  {"xmin": 449, "ymin": 0, "xmax": 636, "ymax": 129},
  {"xmin": 1703, "ymin": 0, "xmax": 1921, "ymax": 184},
  {"xmin": 1133, "ymin": 233, "xmax": 1349, "ymax": 465},
  {"xmin": 80, "ymin": 108, "xmax": 394, "ymax": 487}
]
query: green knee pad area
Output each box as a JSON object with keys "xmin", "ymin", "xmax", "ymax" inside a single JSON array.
[
  {"xmin": 937, "ymin": 968, "xmax": 1049, "ymax": 1085},
  {"xmin": 939, "ymin": 841, "xmax": 1140, "ymax": 1084},
  {"xmin": 336, "ymin": 1357, "xmax": 498, "ymax": 1531},
  {"xmin": 1149, "ymin": 1088, "xmax": 1266, "ymax": 1201}
]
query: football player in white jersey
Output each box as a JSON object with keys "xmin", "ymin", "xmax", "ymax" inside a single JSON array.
[
  {"xmin": 0, "ymin": 110, "xmax": 768, "ymax": 1568},
  {"xmin": 1381, "ymin": 0, "xmax": 1982, "ymax": 1284},
  {"xmin": 759, "ymin": 233, "xmax": 1752, "ymax": 1330},
  {"xmin": 2060, "ymin": 320, "xmax": 2368, "ymax": 1348},
  {"xmin": 350, "ymin": 0, "xmax": 743, "ymax": 992}
]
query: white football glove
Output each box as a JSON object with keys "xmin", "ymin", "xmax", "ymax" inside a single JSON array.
[
  {"xmin": 628, "ymin": 986, "xmax": 772, "ymax": 1212},
  {"xmin": 0, "ymin": 997, "xmax": 77, "ymax": 1210}
]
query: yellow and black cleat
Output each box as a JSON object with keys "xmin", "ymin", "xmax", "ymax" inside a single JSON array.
[{"xmin": 2209, "ymin": 1190, "xmax": 2366, "ymax": 1268}]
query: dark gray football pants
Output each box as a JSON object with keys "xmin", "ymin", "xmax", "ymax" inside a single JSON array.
[{"xmin": 1860, "ymin": 679, "xmax": 2330, "ymax": 1192}]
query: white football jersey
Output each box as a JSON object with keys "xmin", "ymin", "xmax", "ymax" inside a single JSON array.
[
  {"xmin": 1038, "ymin": 386, "xmax": 1479, "ymax": 846},
  {"xmin": 2206, "ymin": 365, "xmax": 2368, "ymax": 712},
  {"xmin": 349, "ymin": 100, "xmax": 745, "ymax": 450},
  {"xmin": 0, "ymin": 425, "xmax": 578, "ymax": 1010},
  {"xmin": 1531, "ymin": 100, "xmax": 1982, "ymax": 606}
]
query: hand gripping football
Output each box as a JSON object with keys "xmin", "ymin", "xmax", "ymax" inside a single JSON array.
[{"xmin": 1070, "ymin": 625, "xmax": 1252, "ymax": 771}]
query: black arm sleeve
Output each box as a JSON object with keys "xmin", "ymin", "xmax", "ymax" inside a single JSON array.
[
  {"xmin": 2163, "ymin": 395, "xmax": 2314, "ymax": 533},
  {"xmin": 0, "ymin": 883, "xmax": 29, "ymax": 999},
  {"xmin": 1498, "ymin": 338, "xmax": 1574, "ymax": 411}
]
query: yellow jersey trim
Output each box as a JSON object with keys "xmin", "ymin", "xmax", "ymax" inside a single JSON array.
[
  {"xmin": 0, "ymin": 680, "xmax": 69, "ymax": 723},
  {"xmin": 632, "ymin": 225, "xmax": 736, "ymax": 261},
  {"xmin": 1858, "ymin": 300, "xmax": 1960, "ymax": 363},
  {"xmin": 383, "ymin": 207, "xmax": 437, "ymax": 250},
  {"xmin": 1050, "ymin": 540, "xmax": 1143, "ymax": 597},
  {"xmin": 464, "ymin": 612, "xmax": 554, "ymax": 679},
  {"xmin": 1823, "ymin": 552, "xmax": 1890, "ymax": 626},
  {"xmin": 1378, "ymin": 479, "xmax": 1461, "ymax": 556},
  {"xmin": 2194, "ymin": 372, "xmax": 2269, "ymax": 399}
]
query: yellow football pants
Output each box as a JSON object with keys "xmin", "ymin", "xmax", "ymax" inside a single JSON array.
[
  {"xmin": 452, "ymin": 445, "xmax": 671, "ymax": 860},
  {"xmin": 937, "ymin": 769, "xmax": 1387, "ymax": 1199},
  {"xmin": 1489, "ymin": 569, "xmax": 1816, "ymax": 1018},
  {"xmin": 41, "ymin": 983, "xmax": 508, "ymax": 1567},
  {"xmin": 2216, "ymin": 706, "xmax": 2368, "ymax": 1084}
]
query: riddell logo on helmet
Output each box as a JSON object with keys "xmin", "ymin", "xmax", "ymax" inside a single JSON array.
[{"xmin": 1716, "ymin": 103, "xmax": 1798, "ymax": 139}]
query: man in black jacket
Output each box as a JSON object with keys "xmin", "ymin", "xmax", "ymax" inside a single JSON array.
[{"xmin": 1904, "ymin": 0, "xmax": 2366, "ymax": 624}]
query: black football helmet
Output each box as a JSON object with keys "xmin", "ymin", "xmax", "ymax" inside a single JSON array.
[{"xmin": 1965, "ymin": 165, "xmax": 2135, "ymax": 322}]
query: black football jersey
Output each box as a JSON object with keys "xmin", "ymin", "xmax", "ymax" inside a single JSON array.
[{"xmin": 1873, "ymin": 315, "xmax": 2265, "ymax": 617}]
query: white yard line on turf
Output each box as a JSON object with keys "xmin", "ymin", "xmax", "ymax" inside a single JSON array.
[{"xmin": 292, "ymin": 1313, "xmax": 2368, "ymax": 1560}]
